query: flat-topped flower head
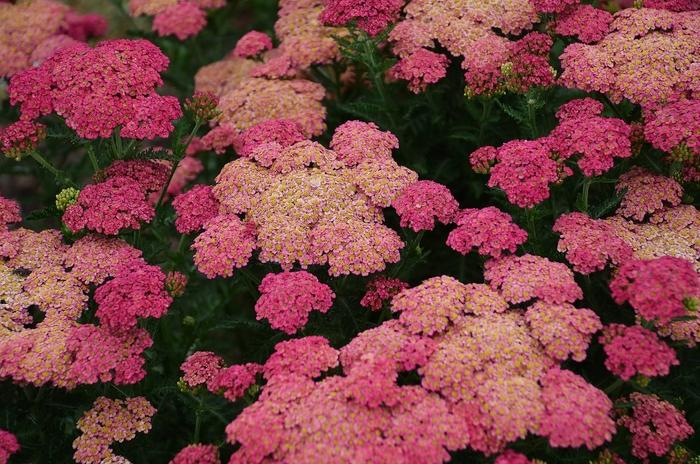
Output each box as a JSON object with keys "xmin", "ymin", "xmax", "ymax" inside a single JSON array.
[
  {"xmin": 263, "ymin": 336, "xmax": 339, "ymax": 381},
  {"xmin": 525, "ymin": 301, "xmax": 602, "ymax": 362},
  {"xmin": 0, "ymin": 196, "xmax": 20, "ymax": 231},
  {"xmin": 208, "ymin": 363, "xmax": 262, "ymax": 401},
  {"xmin": 487, "ymin": 140, "xmax": 564, "ymax": 208},
  {"xmin": 615, "ymin": 167, "xmax": 683, "ymax": 221},
  {"xmin": 531, "ymin": 0, "xmax": 578, "ymax": 13},
  {"xmin": 234, "ymin": 119, "xmax": 307, "ymax": 158},
  {"xmin": 152, "ymin": 2, "xmax": 206, "ymax": 40},
  {"xmin": 0, "ymin": 121, "xmax": 46, "ymax": 160},
  {"xmin": 170, "ymin": 444, "xmax": 220, "ymax": 464},
  {"xmin": 618, "ymin": 393, "xmax": 694, "ymax": 461},
  {"xmin": 484, "ymin": 254, "xmax": 582, "ymax": 304},
  {"xmin": 554, "ymin": 5, "xmax": 613, "ymax": 44},
  {"xmin": 559, "ymin": 8, "xmax": 700, "ymax": 107},
  {"xmin": 73, "ymin": 396, "xmax": 155, "ymax": 464},
  {"xmin": 495, "ymin": 450, "xmax": 532, "ymax": 464},
  {"xmin": 392, "ymin": 180, "xmax": 459, "ymax": 232},
  {"xmin": 63, "ymin": 177, "xmax": 155, "ymax": 236},
  {"xmin": 360, "ymin": 276, "xmax": 409, "ymax": 311},
  {"xmin": 255, "ymin": 271, "xmax": 335, "ymax": 334},
  {"xmin": 644, "ymin": 98, "xmax": 700, "ymax": 160},
  {"xmin": 447, "ymin": 207, "xmax": 527, "ymax": 258},
  {"xmin": 172, "ymin": 185, "xmax": 220, "ymax": 234},
  {"xmin": 329, "ymin": 120, "xmax": 399, "ymax": 166},
  {"xmin": 539, "ymin": 367, "xmax": 615, "ymax": 449},
  {"xmin": 600, "ymin": 324, "xmax": 678, "ymax": 380},
  {"xmin": 320, "ymin": 0, "xmax": 403, "ymax": 35},
  {"xmin": 94, "ymin": 262, "xmax": 172, "ymax": 331},
  {"xmin": 232, "ymin": 31, "xmax": 273, "ymax": 58},
  {"xmin": 610, "ymin": 256, "xmax": 699, "ymax": 323},
  {"xmin": 0, "ymin": 429, "xmax": 20, "ymax": 464},
  {"xmin": 9, "ymin": 39, "xmax": 181, "ymax": 140},
  {"xmin": 217, "ymin": 78, "xmax": 326, "ymax": 137},
  {"xmin": 389, "ymin": 48, "xmax": 449, "ymax": 93},
  {"xmin": 63, "ymin": 235, "xmax": 143, "ymax": 286},
  {"xmin": 553, "ymin": 212, "xmax": 633, "ymax": 274},
  {"xmin": 180, "ymin": 351, "xmax": 224, "ymax": 388},
  {"xmin": 191, "ymin": 215, "xmax": 257, "ymax": 278}
]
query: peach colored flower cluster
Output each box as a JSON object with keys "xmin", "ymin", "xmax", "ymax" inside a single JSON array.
[
  {"xmin": 73, "ymin": 396, "xmax": 155, "ymax": 464},
  {"xmin": 0, "ymin": 0, "xmax": 106, "ymax": 77}
]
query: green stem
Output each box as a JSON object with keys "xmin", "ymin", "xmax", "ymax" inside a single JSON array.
[
  {"xmin": 526, "ymin": 101, "xmax": 538, "ymax": 139},
  {"xmin": 604, "ymin": 378, "xmax": 624, "ymax": 395},
  {"xmin": 155, "ymin": 121, "xmax": 202, "ymax": 211},
  {"xmin": 581, "ymin": 177, "xmax": 592, "ymax": 213},
  {"xmin": 193, "ymin": 402, "xmax": 203, "ymax": 443},
  {"xmin": 525, "ymin": 208, "xmax": 539, "ymax": 253},
  {"xmin": 87, "ymin": 148, "xmax": 99, "ymax": 173},
  {"xmin": 28, "ymin": 150, "xmax": 70, "ymax": 185},
  {"xmin": 362, "ymin": 35, "xmax": 397, "ymax": 130}
]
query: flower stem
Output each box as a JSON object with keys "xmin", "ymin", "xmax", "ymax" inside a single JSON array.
[
  {"xmin": 155, "ymin": 121, "xmax": 202, "ymax": 211},
  {"xmin": 28, "ymin": 150, "xmax": 70, "ymax": 185},
  {"xmin": 581, "ymin": 177, "xmax": 592, "ymax": 213}
]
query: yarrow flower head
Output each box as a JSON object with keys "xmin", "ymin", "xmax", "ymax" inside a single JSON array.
[
  {"xmin": 255, "ymin": 271, "xmax": 335, "ymax": 334},
  {"xmin": 388, "ymin": 48, "xmax": 449, "ymax": 93},
  {"xmin": 610, "ymin": 256, "xmax": 699, "ymax": 323},
  {"xmin": 531, "ymin": 0, "xmax": 578, "ymax": 13},
  {"xmin": 172, "ymin": 185, "xmax": 220, "ymax": 234},
  {"xmin": 392, "ymin": 180, "xmax": 459, "ymax": 232},
  {"xmin": 208, "ymin": 363, "xmax": 262, "ymax": 401},
  {"xmin": 553, "ymin": 212, "xmax": 634, "ymax": 274},
  {"xmin": 599, "ymin": 324, "xmax": 678, "ymax": 380},
  {"xmin": 234, "ymin": 119, "xmax": 307, "ymax": 159},
  {"xmin": 0, "ymin": 120, "xmax": 47, "ymax": 160},
  {"xmin": 360, "ymin": 276, "xmax": 409, "ymax": 311},
  {"xmin": 525, "ymin": 301, "xmax": 602, "ymax": 362},
  {"xmin": 447, "ymin": 207, "xmax": 527, "ymax": 258},
  {"xmin": 72, "ymin": 396, "xmax": 155, "ymax": 464},
  {"xmin": 618, "ymin": 393, "xmax": 694, "ymax": 462},
  {"xmin": 319, "ymin": 0, "xmax": 404, "ymax": 35},
  {"xmin": 191, "ymin": 215, "xmax": 257, "ymax": 279},
  {"xmin": 644, "ymin": 99, "xmax": 700, "ymax": 161},
  {"xmin": 62, "ymin": 177, "xmax": 155, "ymax": 235},
  {"xmin": 152, "ymin": 2, "xmax": 206, "ymax": 40},
  {"xmin": 329, "ymin": 120, "xmax": 399, "ymax": 166},
  {"xmin": 165, "ymin": 271, "xmax": 187, "ymax": 297},
  {"xmin": 232, "ymin": 31, "xmax": 273, "ymax": 58},
  {"xmin": 63, "ymin": 235, "xmax": 144, "ymax": 285},
  {"xmin": 484, "ymin": 254, "xmax": 583, "ymax": 304},
  {"xmin": 170, "ymin": 444, "xmax": 220, "ymax": 464},
  {"xmin": 615, "ymin": 167, "xmax": 683, "ymax": 221},
  {"xmin": 94, "ymin": 262, "xmax": 172, "ymax": 331},
  {"xmin": 545, "ymin": 99, "xmax": 632, "ymax": 177},
  {"xmin": 485, "ymin": 140, "xmax": 567, "ymax": 208},
  {"xmin": 9, "ymin": 39, "xmax": 181, "ymax": 140},
  {"xmin": 539, "ymin": 367, "xmax": 616, "ymax": 449},
  {"xmin": 495, "ymin": 450, "xmax": 533, "ymax": 464},
  {"xmin": 553, "ymin": 4, "xmax": 613, "ymax": 44},
  {"xmin": 0, "ymin": 196, "xmax": 21, "ymax": 231},
  {"xmin": 262, "ymin": 336, "xmax": 339, "ymax": 380},
  {"xmin": 0, "ymin": 429, "xmax": 19, "ymax": 464},
  {"xmin": 180, "ymin": 351, "xmax": 224, "ymax": 389}
]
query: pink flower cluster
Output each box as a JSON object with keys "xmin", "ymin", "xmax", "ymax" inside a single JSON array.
[
  {"xmin": 618, "ymin": 393, "xmax": 694, "ymax": 461},
  {"xmin": 0, "ymin": 0, "xmax": 106, "ymax": 77},
  {"xmin": 559, "ymin": 8, "xmax": 700, "ymax": 107},
  {"xmin": 255, "ymin": 271, "xmax": 335, "ymax": 334},
  {"xmin": 94, "ymin": 262, "xmax": 172, "ymax": 331},
  {"xmin": 615, "ymin": 167, "xmax": 683, "ymax": 221},
  {"xmin": 600, "ymin": 324, "xmax": 678, "ymax": 380},
  {"xmin": 553, "ymin": 212, "xmax": 633, "ymax": 274},
  {"xmin": 234, "ymin": 119, "xmax": 307, "ymax": 159},
  {"xmin": 388, "ymin": 49, "xmax": 449, "ymax": 94},
  {"xmin": 610, "ymin": 256, "xmax": 699, "ymax": 323},
  {"xmin": 191, "ymin": 215, "xmax": 257, "ymax": 279},
  {"xmin": 9, "ymin": 39, "xmax": 181, "ymax": 140},
  {"xmin": 484, "ymin": 254, "xmax": 583, "ymax": 305},
  {"xmin": 644, "ymin": 98, "xmax": 700, "ymax": 161},
  {"xmin": 320, "ymin": 0, "xmax": 404, "ymax": 35},
  {"xmin": 173, "ymin": 185, "xmax": 220, "ymax": 234},
  {"xmin": 170, "ymin": 444, "xmax": 220, "ymax": 464},
  {"xmin": 0, "ymin": 430, "xmax": 19, "ymax": 464},
  {"xmin": 545, "ymin": 98, "xmax": 632, "ymax": 176},
  {"xmin": 360, "ymin": 276, "xmax": 409, "ymax": 311},
  {"xmin": 447, "ymin": 207, "xmax": 527, "ymax": 258},
  {"xmin": 0, "ymin": 195, "xmax": 20, "ymax": 231},
  {"xmin": 531, "ymin": 0, "xmax": 578, "ymax": 13},
  {"xmin": 0, "ymin": 120, "xmax": 47, "ymax": 160},
  {"xmin": 232, "ymin": 31, "xmax": 273, "ymax": 58},
  {"xmin": 72, "ymin": 396, "xmax": 155, "ymax": 464},
  {"xmin": 392, "ymin": 180, "xmax": 459, "ymax": 232},
  {"xmin": 553, "ymin": 4, "xmax": 613, "ymax": 44},
  {"xmin": 180, "ymin": 351, "xmax": 262, "ymax": 402},
  {"xmin": 223, "ymin": 270, "xmax": 614, "ymax": 460},
  {"xmin": 130, "ymin": 0, "xmax": 225, "ymax": 40},
  {"xmin": 63, "ymin": 177, "xmax": 156, "ymax": 235}
]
